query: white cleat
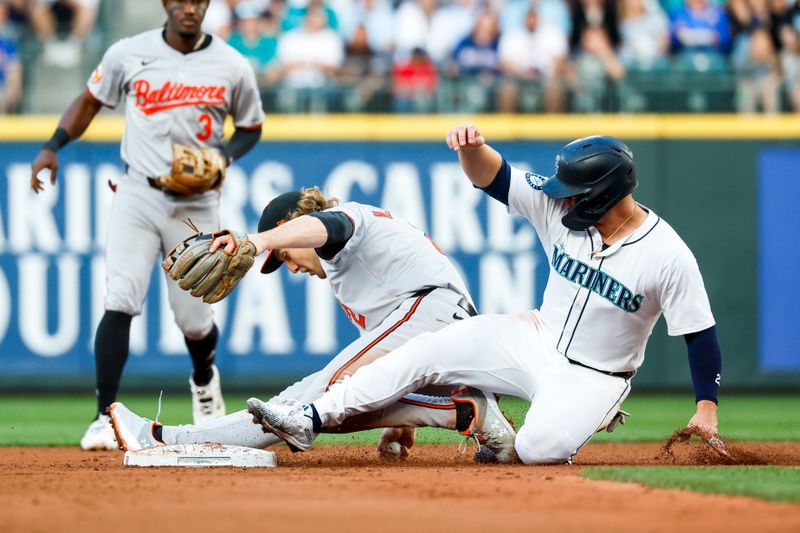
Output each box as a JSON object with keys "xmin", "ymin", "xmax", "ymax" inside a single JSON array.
[
  {"xmin": 452, "ymin": 388, "xmax": 518, "ymax": 464},
  {"xmin": 190, "ymin": 364, "xmax": 226, "ymax": 424},
  {"xmin": 246, "ymin": 397, "xmax": 317, "ymax": 452},
  {"xmin": 79, "ymin": 414, "xmax": 118, "ymax": 451},
  {"xmin": 107, "ymin": 402, "xmax": 164, "ymax": 452}
]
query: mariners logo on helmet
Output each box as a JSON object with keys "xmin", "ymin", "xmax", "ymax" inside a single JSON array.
[{"xmin": 542, "ymin": 135, "xmax": 637, "ymax": 231}]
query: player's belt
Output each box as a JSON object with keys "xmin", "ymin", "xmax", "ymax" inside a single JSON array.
[
  {"xmin": 411, "ymin": 288, "xmax": 478, "ymax": 318},
  {"xmin": 124, "ymin": 164, "xmax": 182, "ymax": 197},
  {"xmin": 566, "ymin": 357, "xmax": 636, "ymax": 380},
  {"xmin": 146, "ymin": 177, "xmax": 183, "ymax": 197}
]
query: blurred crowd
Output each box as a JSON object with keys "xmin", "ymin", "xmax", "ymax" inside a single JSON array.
[{"xmin": 2, "ymin": 0, "xmax": 800, "ymax": 114}]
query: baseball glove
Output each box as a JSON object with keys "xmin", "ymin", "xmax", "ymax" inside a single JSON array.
[
  {"xmin": 157, "ymin": 144, "xmax": 227, "ymax": 196},
  {"xmin": 162, "ymin": 221, "xmax": 256, "ymax": 304}
]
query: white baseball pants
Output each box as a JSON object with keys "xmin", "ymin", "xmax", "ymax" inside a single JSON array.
[
  {"xmin": 313, "ymin": 310, "xmax": 632, "ymax": 464},
  {"xmin": 162, "ymin": 287, "xmax": 471, "ymax": 447},
  {"xmin": 104, "ymin": 170, "xmax": 218, "ymax": 339}
]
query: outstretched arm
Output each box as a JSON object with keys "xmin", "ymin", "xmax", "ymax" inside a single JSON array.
[
  {"xmin": 31, "ymin": 90, "xmax": 104, "ymax": 193},
  {"xmin": 212, "ymin": 215, "xmax": 328, "ymax": 255},
  {"xmin": 445, "ymin": 123, "xmax": 503, "ymax": 188},
  {"xmin": 684, "ymin": 326, "xmax": 722, "ymax": 436}
]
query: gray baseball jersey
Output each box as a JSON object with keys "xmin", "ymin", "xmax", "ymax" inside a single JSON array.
[
  {"xmin": 321, "ymin": 202, "xmax": 473, "ymax": 333},
  {"xmin": 87, "ymin": 28, "xmax": 264, "ymax": 177}
]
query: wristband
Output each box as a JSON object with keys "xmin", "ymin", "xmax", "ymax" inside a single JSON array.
[{"xmin": 43, "ymin": 127, "xmax": 70, "ymax": 152}]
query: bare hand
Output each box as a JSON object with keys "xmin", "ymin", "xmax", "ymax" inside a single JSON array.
[
  {"xmin": 687, "ymin": 399, "xmax": 719, "ymax": 438},
  {"xmin": 208, "ymin": 233, "xmax": 237, "ymax": 255},
  {"xmin": 445, "ymin": 124, "xmax": 486, "ymax": 152},
  {"xmin": 31, "ymin": 149, "xmax": 58, "ymax": 193}
]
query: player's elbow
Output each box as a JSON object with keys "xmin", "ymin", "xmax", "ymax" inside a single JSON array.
[{"xmin": 514, "ymin": 426, "xmax": 575, "ymax": 465}]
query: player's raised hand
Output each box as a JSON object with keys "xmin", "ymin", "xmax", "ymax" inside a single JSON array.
[
  {"xmin": 446, "ymin": 124, "xmax": 485, "ymax": 152},
  {"xmin": 30, "ymin": 150, "xmax": 59, "ymax": 193}
]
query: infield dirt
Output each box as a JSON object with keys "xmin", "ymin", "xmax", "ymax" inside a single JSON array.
[{"xmin": 2, "ymin": 442, "xmax": 799, "ymax": 533}]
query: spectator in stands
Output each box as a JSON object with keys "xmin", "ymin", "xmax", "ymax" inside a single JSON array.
[
  {"xmin": 779, "ymin": 23, "xmax": 800, "ymax": 111},
  {"xmin": 499, "ymin": 0, "xmax": 571, "ymax": 37},
  {"xmin": 392, "ymin": 46, "xmax": 437, "ymax": 112},
  {"xmin": 566, "ymin": 25, "xmax": 625, "ymax": 111},
  {"xmin": 618, "ymin": 0, "xmax": 670, "ymax": 71},
  {"xmin": 203, "ymin": 0, "xmax": 239, "ymax": 39},
  {"xmin": 276, "ymin": 4, "xmax": 344, "ymax": 111},
  {"xmin": 669, "ymin": 0, "xmax": 732, "ymax": 67},
  {"xmin": 734, "ymin": 26, "xmax": 780, "ymax": 112},
  {"xmin": 281, "ymin": 0, "xmax": 338, "ymax": 32},
  {"xmin": 393, "ymin": 0, "xmax": 477, "ymax": 64},
  {"xmin": 31, "ymin": 0, "xmax": 99, "ymax": 67},
  {"xmin": 339, "ymin": 22, "xmax": 391, "ymax": 110},
  {"xmin": 393, "ymin": 0, "xmax": 436, "ymax": 61},
  {"xmin": 568, "ymin": 0, "xmax": 620, "ymax": 53},
  {"xmin": 446, "ymin": 11, "xmax": 501, "ymax": 111},
  {"xmin": 336, "ymin": 0, "xmax": 395, "ymax": 56},
  {"xmin": 428, "ymin": 0, "xmax": 479, "ymax": 64},
  {"xmin": 0, "ymin": 0, "xmax": 22, "ymax": 113},
  {"xmin": 228, "ymin": 1, "xmax": 280, "ymax": 87},
  {"xmin": 498, "ymin": 6, "xmax": 567, "ymax": 111}
]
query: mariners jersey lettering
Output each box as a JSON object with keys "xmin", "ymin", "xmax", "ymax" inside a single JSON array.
[
  {"xmin": 320, "ymin": 203, "xmax": 472, "ymax": 333},
  {"xmin": 506, "ymin": 164, "xmax": 715, "ymax": 373},
  {"xmin": 87, "ymin": 28, "xmax": 264, "ymax": 177}
]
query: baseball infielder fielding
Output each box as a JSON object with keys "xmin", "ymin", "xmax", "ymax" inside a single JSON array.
[
  {"xmin": 239, "ymin": 125, "xmax": 725, "ymax": 464},
  {"xmin": 109, "ymin": 188, "xmax": 517, "ymax": 462},
  {"xmin": 30, "ymin": 0, "xmax": 264, "ymax": 450}
]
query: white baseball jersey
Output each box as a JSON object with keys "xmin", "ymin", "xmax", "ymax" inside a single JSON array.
[
  {"xmin": 320, "ymin": 202, "xmax": 473, "ymax": 333},
  {"xmin": 508, "ymin": 164, "xmax": 715, "ymax": 373},
  {"xmin": 87, "ymin": 28, "xmax": 264, "ymax": 177}
]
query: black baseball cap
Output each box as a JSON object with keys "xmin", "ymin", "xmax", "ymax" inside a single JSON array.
[{"xmin": 258, "ymin": 191, "xmax": 303, "ymax": 274}]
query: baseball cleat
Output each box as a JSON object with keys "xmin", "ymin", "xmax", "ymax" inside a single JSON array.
[
  {"xmin": 190, "ymin": 364, "xmax": 226, "ymax": 424},
  {"xmin": 107, "ymin": 402, "xmax": 164, "ymax": 452},
  {"xmin": 80, "ymin": 414, "xmax": 118, "ymax": 451},
  {"xmin": 246, "ymin": 397, "xmax": 317, "ymax": 452},
  {"xmin": 452, "ymin": 388, "xmax": 518, "ymax": 464}
]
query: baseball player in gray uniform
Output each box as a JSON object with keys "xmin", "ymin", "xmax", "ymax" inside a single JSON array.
[
  {"xmin": 30, "ymin": 0, "xmax": 264, "ymax": 450},
  {"xmin": 241, "ymin": 124, "xmax": 726, "ymax": 465},
  {"xmin": 109, "ymin": 187, "xmax": 517, "ymax": 462}
]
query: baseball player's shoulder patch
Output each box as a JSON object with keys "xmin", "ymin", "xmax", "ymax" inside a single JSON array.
[{"xmin": 525, "ymin": 172, "xmax": 548, "ymax": 191}]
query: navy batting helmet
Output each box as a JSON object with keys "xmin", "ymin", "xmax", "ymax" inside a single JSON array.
[{"xmin": 542, "ymin": 135, "xmax": 637, "ymax": 231}]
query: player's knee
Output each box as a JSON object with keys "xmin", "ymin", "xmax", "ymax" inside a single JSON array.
[
  {"xmin": 175, "ymin": 315, "xmax": 214, "ymax": 340},
  {"xmin": 105, "ymin": 296, "xmax": 142, "ymax": 317},
  {"xmin": 514, "ymin": 425, "xmax": 575, "ymax": 465}
]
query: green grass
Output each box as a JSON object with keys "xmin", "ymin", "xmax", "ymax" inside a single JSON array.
[
  {"xmin": 1, "ymin": 393, "xmax": 799, "ymax": 446},
  {"xmin": 582, "ymin": 466, "xmax": 800, "ymax": 504}
]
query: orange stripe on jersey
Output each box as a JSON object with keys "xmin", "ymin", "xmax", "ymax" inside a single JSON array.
[
  {"xmin": 372, "ymin": 210, "xmax": 393, "ymax": 219},
  {"xmin": 326, "ymin": 290, "xmax": 431, "ymax": 389},
  {"xmin": 398, "ymin": 398, "xmax": 455, "ymax": 410}
]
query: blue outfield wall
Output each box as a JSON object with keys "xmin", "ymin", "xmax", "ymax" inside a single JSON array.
[
  {"xmin": 0, "ymin": 140, "xmax": 558, "ymax": 390},
  {"xmin": 758, "ymin": 150, "xmax": 800, "ymax": 372},
  {"xmin": 0, "ymin": 138, "xmax": 798, "ymax": 391}
]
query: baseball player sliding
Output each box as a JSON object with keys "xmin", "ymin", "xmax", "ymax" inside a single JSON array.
[
  {"xmin": 109, "ymin": 188, "xmax": 517, "ymax": 462},
  {"xmin": 240, "ymin": 124, "xmax": 725, "ymax": 464},
  {"xmin": 30, "ymin": 0, "xmax": 264, "ymax": 450}
]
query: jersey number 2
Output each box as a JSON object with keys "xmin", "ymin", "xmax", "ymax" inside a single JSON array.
[{"xmin": 196, "ymin": 114, "xmax": 212, "ymax": 141}]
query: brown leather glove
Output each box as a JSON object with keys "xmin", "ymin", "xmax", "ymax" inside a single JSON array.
[
  {"xmin": 157, "ymin": 144, "xmax": 227, "ymax": 196},
  {"xmin": 162, "ymin": 222, "xmax": 255, "ymax": 304}
]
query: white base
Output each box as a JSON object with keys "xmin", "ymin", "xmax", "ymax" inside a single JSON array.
[{"xmin": 123, "ymin": 443, "xmax": 278, "ymax": 468}]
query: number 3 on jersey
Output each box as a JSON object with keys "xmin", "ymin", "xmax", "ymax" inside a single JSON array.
[{"xmin": 196, "ymin": 114, "xmax": 212, "ymax": 141}]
